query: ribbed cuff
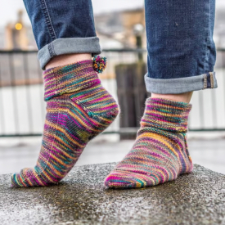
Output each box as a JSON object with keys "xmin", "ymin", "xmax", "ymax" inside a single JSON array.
[
  {"xmin": 141, "ymin": 98, "xmax": 192, "ymax": 132},
  {"xmin": 43, "ymin": 60, "xmax": 101, "ymax": 101}
]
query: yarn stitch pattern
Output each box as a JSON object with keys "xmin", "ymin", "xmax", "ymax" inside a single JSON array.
[
  {"xmin": 11, "ymin": 60, "xmax": 119, "ymax": 187},
  {"xmin": 105, "ymin": 98, "xmax": 193, "ymax": 189}
]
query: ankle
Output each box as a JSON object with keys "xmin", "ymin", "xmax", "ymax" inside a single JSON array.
[
  {"xmin": 45, "ymin": 53, "xmax": 92, "ymax": 70},
  {"xmin": 151, "ymin": 92, "xmax": 193, "ymax": 103},
  {"xmin": 142, "ymin": 98, "xmax": 192, "ymax": 133},
  {"xmin": 44, "ymin": 60, "xmax": 99, "ymax": 101}
]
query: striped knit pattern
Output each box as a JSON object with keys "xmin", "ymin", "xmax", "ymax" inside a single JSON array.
[
  {"xmin": 105, "ymin": 98, "xmax": 193, "ymax": 189},
  {"xmin": 11, "ymin": 60, "xmax": 119, "ymax": 187}
]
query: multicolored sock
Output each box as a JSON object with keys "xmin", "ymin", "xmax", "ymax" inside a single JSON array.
[
  {"xmin": 105, "ymin": 98, "xmax": 192, "ymax": 189},
  {"xmin": 11, "ymin": 60, "xmax": 119, "ymax": 187}
]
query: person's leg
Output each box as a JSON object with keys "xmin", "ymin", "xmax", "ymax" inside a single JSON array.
[
  {"xmin": 105, "ymin": 0, "xmax": 216, "ymax": 188},
  {"xmin": 11, "ymin": 0, "xmax": 119, "ymax": 187},
  {"xmin": 24, "ymin": 0, "xmax": 101, "ymax": 69}
]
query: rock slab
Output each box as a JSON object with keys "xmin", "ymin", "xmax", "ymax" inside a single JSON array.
[{"xmin": 1, "ymin": 163, "xmax": 225, "ymax": 225}]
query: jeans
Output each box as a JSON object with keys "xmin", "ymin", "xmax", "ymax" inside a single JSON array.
[
  {"xmin": 23, "ymin": 0, "xmax": 101, "ymax": 69},
  {"xmin": 23, "ymin": 0, "xmax": 217, "ymax": 94}
]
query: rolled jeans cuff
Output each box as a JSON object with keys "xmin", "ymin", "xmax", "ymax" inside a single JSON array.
[
  {"xmin": 37, "ymin": 37, "xmax": 101, "ymax": 69},
  {"xmin": 145, "ymin": 72, "xmax": 218, "ymax": 94}
]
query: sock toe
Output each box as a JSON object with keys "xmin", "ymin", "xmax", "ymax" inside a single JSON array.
[
  {"xmin": 104, "ymin": 170, "xmax": 156, "ymax": 189},
  {"xmin": 11, "ymin": 172, "xmax": 30, "ymax": 188},
  {"xmin": 11, "ymin": 168, "xmax": 48, "ymax": 188}
]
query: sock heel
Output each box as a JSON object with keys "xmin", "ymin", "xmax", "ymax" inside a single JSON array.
[{"xmin": 70, "ymin": 89, "xmax": 119, "ymax": 127}]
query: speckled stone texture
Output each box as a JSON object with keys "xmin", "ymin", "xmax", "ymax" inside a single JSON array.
[{"xmin": 1, "ymin": 163, "xmax": 225, "ymax": 225}]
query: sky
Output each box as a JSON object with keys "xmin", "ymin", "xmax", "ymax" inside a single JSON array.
[{"xmin": 0, "ymin": 0, "xmax": 224, "ymax": 27}]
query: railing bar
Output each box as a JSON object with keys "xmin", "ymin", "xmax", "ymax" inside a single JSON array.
[
  {"xmin": 2, "ymin": 127, "xmax": 225, "ymax": 138},
  {"xmin": 8, "ymin": 53, "xmax": 19, "ymax": 133},
  {"xmin": 37, "ymin": 58, "xmax": 45, "ymax": 123},
  {"xmin": 0, "ymin": 55, "xmax": 5, "ymax": 133},
  {"xmin": 23, "ymin": 53, "xmax": 33, "ymax": 133},
  {"xmin": 198, "ymin": 91, "xmax": 204, "ymax": 128},
  {"xmin": 0, "ymin": 48, "xmax": 224, "ymax": 54},
  {"xmin": 211, "ymin": 89, "xmax": 217, "ymax": 128},
  {"xmin": 109, "ymin": 51, "xmax": 114, "ymax": 99}
]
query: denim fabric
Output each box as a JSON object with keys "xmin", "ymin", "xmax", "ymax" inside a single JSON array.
[
  {"xmin": 23, "ymin": 0, "xmax": 101, "ymax": 69},
  {"xmin": 24, "ymin": 0, "xmax": 217, "ymax": 93},
  {"xmin": 37, "ymin": 37, "xmax": 100, "ymax": 69},
  {"xmin": 144, "ymin": 0, "xmax": 217, "ymax": 93},
  {"xmin": 145, "ymin": 72, "xmax": 217, "ymax": 94}
]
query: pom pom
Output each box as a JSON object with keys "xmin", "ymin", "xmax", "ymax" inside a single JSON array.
[{"xmin": 93, "ymin": 55, "xmax": 107, "ymax": 73}]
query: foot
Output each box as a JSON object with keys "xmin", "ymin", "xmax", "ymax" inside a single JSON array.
[
  {"xmin": 11, "ymin": 60, "xmax": 119, "ymax": 187},
  {"xmin": 104, "ymin": 98, "xmax": 192, "ymax": 189}
]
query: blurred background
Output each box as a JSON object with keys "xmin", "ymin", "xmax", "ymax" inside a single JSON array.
[{"xmin": 0, "ymin": 0, "xmax": 225, "ymax": 175}]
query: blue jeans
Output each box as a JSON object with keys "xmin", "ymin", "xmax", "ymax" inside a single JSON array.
[{"xmin": 23, "ymin": 0, "xmax": 217, "ymax": 94}]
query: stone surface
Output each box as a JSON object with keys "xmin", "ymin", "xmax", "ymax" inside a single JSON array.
[{"xmin": 1, "ymin": 163, "xmax": 225, "ymax": 225}]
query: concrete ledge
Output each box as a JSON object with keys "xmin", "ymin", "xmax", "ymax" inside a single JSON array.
[{"xmin": 1, "ymin": 163, "xmax": 225, "ymax": 225}]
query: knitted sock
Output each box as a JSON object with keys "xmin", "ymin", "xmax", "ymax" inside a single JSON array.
[
  {"xmin": 11, "ymin": 60, "xmax": 119, "ymax": 187},
  {"xmin": 105, "ymin": 98, "xmax": 192, "ymax": 189}
]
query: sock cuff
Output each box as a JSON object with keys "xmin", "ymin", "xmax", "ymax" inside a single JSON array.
[
  {"xmin": 43, "ymin": 60, "xmax": 101, "ymax": 101},
  {"xmin": 141, "ymin": 98, "xmax": 192, "ymax": 132}
]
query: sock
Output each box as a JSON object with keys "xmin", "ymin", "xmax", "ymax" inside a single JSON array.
[
  {"xmin": 11, "ymin": 60, "xmax": 119, "ymax": 187},
  {"xmin": 104, "ymin": 98, "xmax": 192, "ymax": 189}
]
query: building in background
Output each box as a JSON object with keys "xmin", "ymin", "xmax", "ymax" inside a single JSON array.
[
  {"xmin": 4, "ymin": 10, "xmax": 36, "ymax": 50},
  {"xmin": 215, "ymin": 8, "xmax": 225, "ymax": 48},
  {"xmin": 1, "ymin": 8, "xmax": 146, "ymax": 50},
  {"xmin": 95, "ymin": 8, "xmax": 146, "ymax": 49}
]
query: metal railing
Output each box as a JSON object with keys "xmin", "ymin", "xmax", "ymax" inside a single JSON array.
[{"xmin": 0, "ymin": 49, "xmax": 225, "ymax": 138}]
